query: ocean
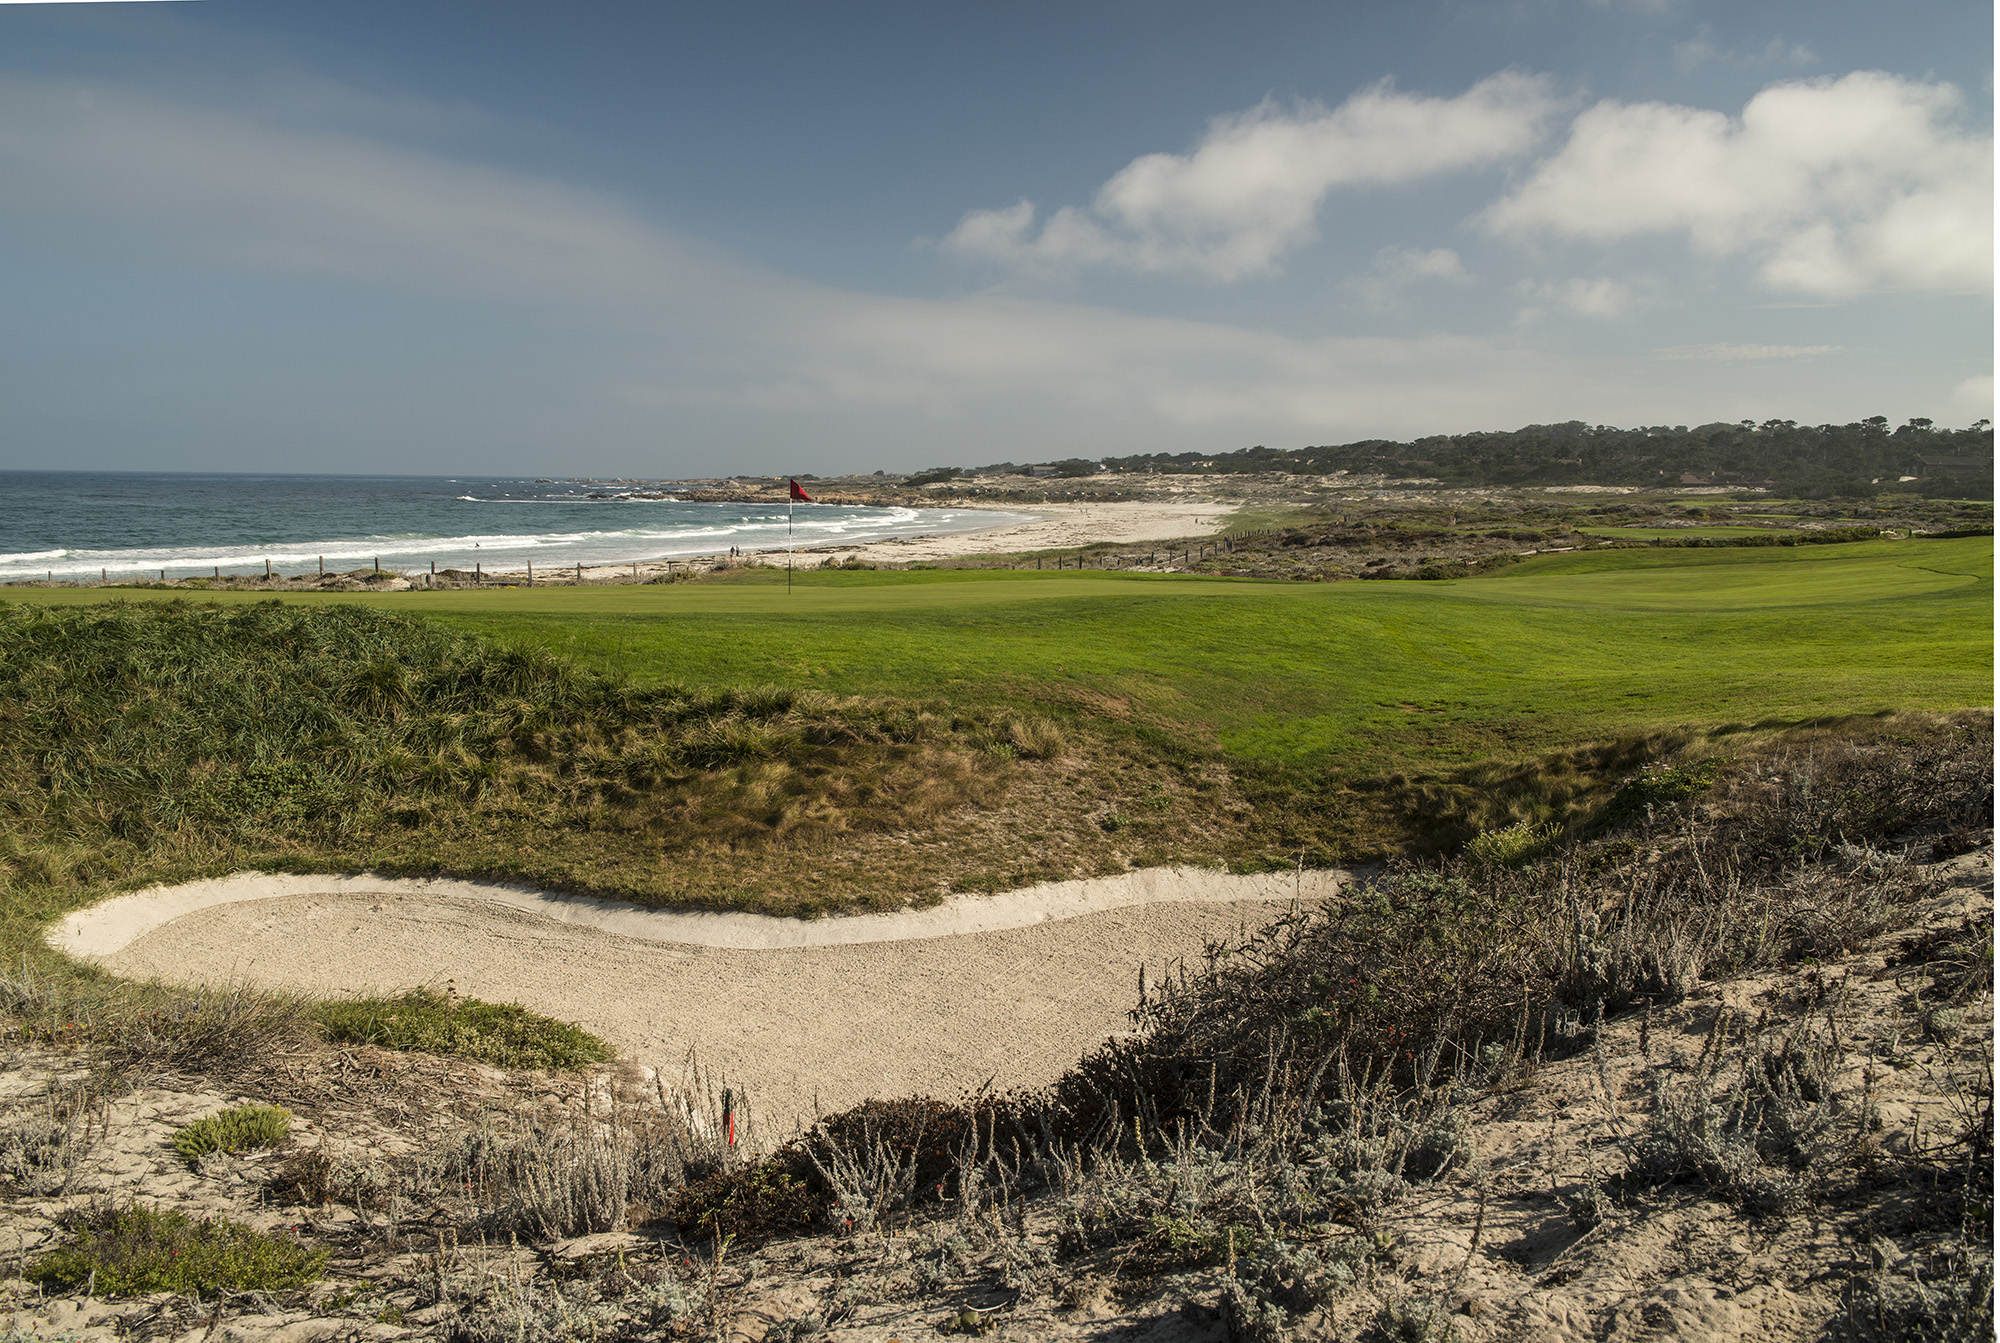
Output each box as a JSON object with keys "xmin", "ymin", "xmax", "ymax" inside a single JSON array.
[{"xmin": 0, "ymin": 471, "xmax": 1030, "ymax": 581}]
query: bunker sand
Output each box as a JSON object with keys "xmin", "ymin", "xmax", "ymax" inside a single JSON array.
[{"xmin": 68, "ymin": 868, "xmax": 1353, "ymax": 1130}]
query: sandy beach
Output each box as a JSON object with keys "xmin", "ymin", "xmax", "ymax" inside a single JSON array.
[
  {"xmin": 829, "ymin": 498, "xmax": 1229, "ymax": 565},
  {"xmin": 459, "ymin": 498, "xmax": 1231, "ymax": 586}
]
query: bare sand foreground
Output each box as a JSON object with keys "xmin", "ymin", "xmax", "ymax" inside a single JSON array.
[{"xmin": 61, "ymin": 867, "xmax": 1351, "ymax": 1132}]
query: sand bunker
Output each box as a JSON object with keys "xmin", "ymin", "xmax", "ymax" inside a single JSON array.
[{"xmin": 58, "ymin": 867, "xmax": 1353, "ymax": 1129}]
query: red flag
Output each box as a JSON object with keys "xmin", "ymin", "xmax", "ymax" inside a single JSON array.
[{"xmin": 789, "ymin": 478, "xmax": 813, "ymax": 502}]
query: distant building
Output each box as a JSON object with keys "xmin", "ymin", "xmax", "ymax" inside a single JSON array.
[{"xmin": 1916, "ymin": 454, "xmax": 1991, "ymax": 479}]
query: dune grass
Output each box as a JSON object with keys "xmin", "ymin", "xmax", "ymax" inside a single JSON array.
[
  {"xmin": 409, "ymin": 538, "xmax": 1989, "ymax": 773},
  {"xmin": 0, "ymin": 538, "xmax": 1987, "ymax": 931},
  {"xmin": 1, "ymin": 536, "xmax": 1987, "ymax": 1331},
  {"xmin": 26, "ymin": 537, "xmax": 1982, "ymax": 769},
  {"xmin": 0, "ymin": 598, "xmax": 1092, "ymax": 973}
]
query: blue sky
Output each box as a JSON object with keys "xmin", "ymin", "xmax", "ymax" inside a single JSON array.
[{"xmin": 0, "ymin": 0, "xmax": 1989, "ymax": 476}]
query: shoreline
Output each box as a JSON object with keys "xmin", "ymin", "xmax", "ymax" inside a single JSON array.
[
  {"xmin": 476, "ymin": 497, "xmax": 1232, "ymax": 580},
  {"xmin": 3, "ymin": 499, "xmax": 1233, "ymax": 590}
]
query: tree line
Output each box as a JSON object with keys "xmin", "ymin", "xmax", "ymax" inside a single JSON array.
[{"xmin": 972, "ymin": 417, "xmax": 1993, "ymax": 498}]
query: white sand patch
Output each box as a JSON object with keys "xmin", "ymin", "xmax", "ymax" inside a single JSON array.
[
  {"xmin": 54, "ymin": 866, "xmax": 1350, "ymax": 958},
  {"xmin": 57, "ymin": 866, "xmax": 1357, "ymax": 1127}
]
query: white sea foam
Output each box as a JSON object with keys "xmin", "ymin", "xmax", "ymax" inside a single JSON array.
[{"xmin": 1, "ymin": 499, "xmax": 1032, "ymax": 580}]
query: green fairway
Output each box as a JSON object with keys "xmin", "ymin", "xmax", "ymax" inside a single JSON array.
[
  {"xmin": 1575, "ymin": 525, "xmax": 1798, "ymax": 539},
  {"xmin": 13, "ymin": 538, "xmax": 1990, "ymax": 779}
]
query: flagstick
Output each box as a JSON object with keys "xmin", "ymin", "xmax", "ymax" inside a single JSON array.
[{"xmin": 787, "ymin": 494, "xmax": 794, "ymax": 593}]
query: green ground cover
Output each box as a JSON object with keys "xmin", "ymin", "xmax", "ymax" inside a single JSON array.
[
  {"xmin": 1575, "ymin": 525, "xmax": 1799, "ymax": 539},
  {"xmin": 13, "ymin": 539, "xmax": 1990, "ymax": 780}
]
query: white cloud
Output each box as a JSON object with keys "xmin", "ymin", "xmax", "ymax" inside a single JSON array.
[
  {"xmin": 1347, "ymin": 245, "xmax": 1471, "ymax": 309},
  {"xmin": 1549, "ymin": 277, "xmax": 1636, "ymax": 318},
  {"xmin": 1652, "ymin": 343, "xmax": 1839, "ymax": 360},
  {"xmin": 1949, "ymin": 375, "xmax": 1994, "ymax": 420},
  {"xmin": 0, "ymin": 73, "xmax": 1593, "ymax": 448},
  {"xmin": 0, "ymin": 78, "xmax": 749, "ymax": 310},
  {"xmin": 1483, "ymin": 72, "xmax": 1993, "ymax": 297},
  {"xmin": 1516, "ymin": 276, "xmax": 1642, "ymax": 324},
  {"xmin": 0, "ymin": 70, "xmax": 1980, "ymax": 470},
  {"xmin": 941, "ymin": 72, "xmax": 1557, "ymax": 281}
]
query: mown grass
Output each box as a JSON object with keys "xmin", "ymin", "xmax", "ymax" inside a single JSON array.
[
  {"xmin": 29, "ymin": 537, "xmax": 1982, "ymax": 766},
  {"xmin": 3, "ymin": 539, "xmax": 1987, "ymax": 897},
  {"xmin": 1576, "ymin": 525, "xmax": 1799, "ymax": 539},
  {"xmin": 376, "ymin": 538, "xmax": 1988, "ymax": 853}
]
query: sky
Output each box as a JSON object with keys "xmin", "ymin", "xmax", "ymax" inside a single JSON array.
[{"xmin": 0, "ymin": 0, "xmax": 1990, "ymax": 477}]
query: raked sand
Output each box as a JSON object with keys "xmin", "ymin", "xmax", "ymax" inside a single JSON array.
[{"xmin": 60, "ymin": 867, "xmax": 1353, "ymax": 1131}]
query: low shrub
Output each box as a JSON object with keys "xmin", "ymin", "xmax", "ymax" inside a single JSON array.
[
  {"xmin": 1040, "ymin": 724, "xmax": 1988, "ymax": 1146},
  {"xmin": 0, "ymin": 1083, "xmax": 101, "ymax": 1197},
  {"xmin": 1834, "ymin": 1259, "xmax": 1995, "ymax": 1342},
  {"xmin": 1373, "ymin": 1292, "xmax": 1459, "ymax": 1342},
  {"xmin": 1603, "ymin": 757, "xmax": 1727, "ymax": 822},
  {"xmin": 272, "ymin": 1144, "xmax": 391, "ymax": 1209},
  {"xmin": 103, "ymin": 984, "xmax": 322, "ymax": 1075},
  {"xmin": 314, "ymin": 989, "xmax": 613, "ymax": 1071},
  {"xmin": 408, "ymin": 1104, "xmax": 705, "ymax": 1241},
  {"xmin": 1465, "ymin": 819, "xmax": 1554, "ymax": 867},
  {"xmin": 28, "ymin": 1203, "xmax": 326, "ymax": 1295},
  {"xmin": 668, "ymin": 1158, "xmax": 819, "ymax": 1242},
  {"xmin": 172, "ymin": 1104, "xmax": 291, "ymax": 1163}
]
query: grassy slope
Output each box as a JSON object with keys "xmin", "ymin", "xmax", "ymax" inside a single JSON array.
[
  {"xmin": 16, "ymin": 539, "xmax": 1989, "ymax": 768},
  {"xmin": 10, "ymin": 537, "xmax": 1988, "ymax": 868}
]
